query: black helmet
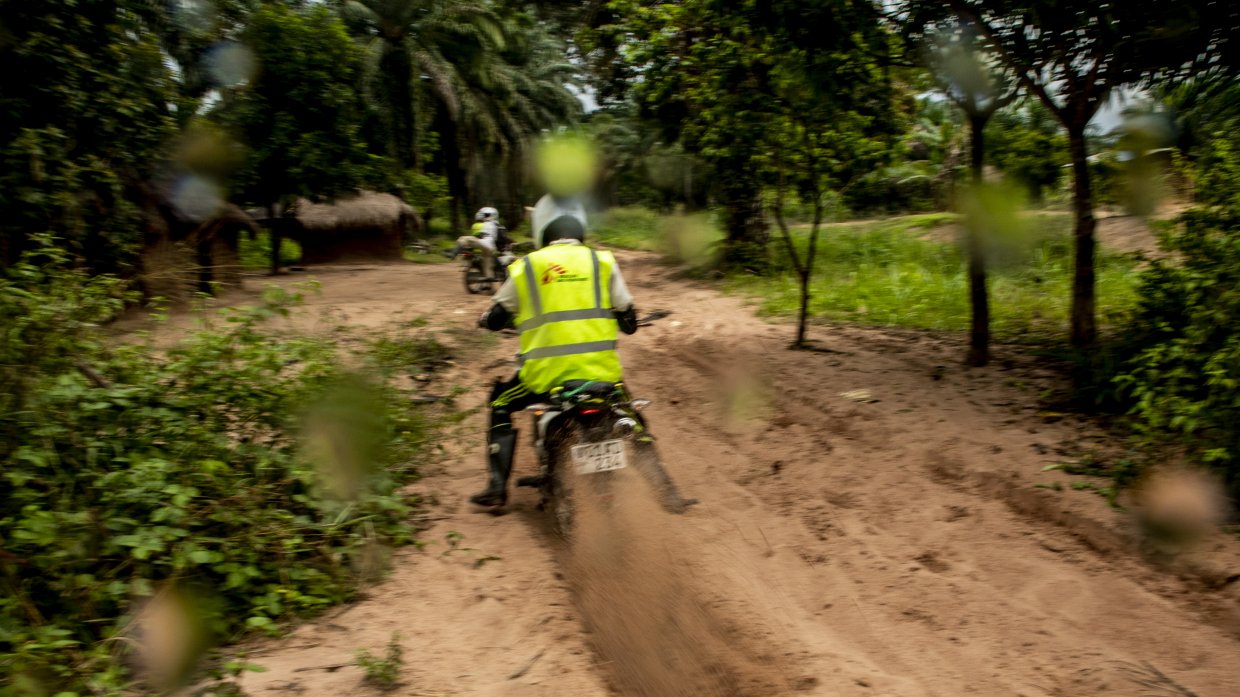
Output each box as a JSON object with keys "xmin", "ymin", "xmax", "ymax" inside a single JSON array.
[{"xmin": 531, "ymin": 194, "xmax": 587, "ymax": 248}]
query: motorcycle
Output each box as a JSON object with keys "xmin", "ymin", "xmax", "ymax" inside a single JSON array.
[
  {"xmin": 515, "ymin": 379, "xmax": 688, "ymax": 535},
  {"xmin": 461, "ymin": 247, "xmax": 516, "ymax": 294}
]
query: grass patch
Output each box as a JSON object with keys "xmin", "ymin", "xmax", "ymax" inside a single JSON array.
[
  {"xmin": 369, "ymin": 334, "xmax": 455, "ymax": 373},
  {"xmin": 593, "ymin": 207, "xmax": 664, "ymax": 251},
  {"xmin": 593, "ymin": 207, "xmax": 724, "ymax": 268},
  {"xmin": 726, "ymin": 213, "xmax": 1140, "ymax": 342},
  {"xmin": 803, "ymin": 211, "xmax": 960, "ymax": 232},
  {"xmin": 405, "ymin": 250, "xmax": 453, "ymax": 264},
  {"xmin": 587, "ymin": 206, "xmax": 1136, "ymax": 342}
]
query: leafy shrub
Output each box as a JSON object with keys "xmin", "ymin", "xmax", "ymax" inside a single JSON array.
[
  {"xmin": 1094, "ymin": 133, "xmax": 1240, "ymax": 498},
  {"xmin": 1194, "ymin": 135, "xmax": 1240, "ymax": 210},
  {"xmin": 1113, "ymin": 206, "xmax": 1240, "ymax": 494},
  {"xmin": 842, "ymin": 163, "xmax": 944, "ymax": 216},
  {"xmin": 356, "ymin": 633, "xmax": 404, "ymax": 690},
  {"xmin": 403, "ymin": 170, "xmax": 450, "ymax": 224},
  {"xmin": 237, "ymin": 230, "xmax": 302, "ymax": 271},
  {"xmin": 0, "ymin": 243, "xmax": 430, "ymax": 692}
]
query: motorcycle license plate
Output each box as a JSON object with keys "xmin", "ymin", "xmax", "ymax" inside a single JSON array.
[{"xmin": 571, "ymin": 439, "xmax": 628, "ymax": 474}]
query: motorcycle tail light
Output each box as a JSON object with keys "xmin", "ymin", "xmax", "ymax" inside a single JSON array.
[{"xmin": 579, "ymin": 408, "xmax": 602, "ymax": 415}]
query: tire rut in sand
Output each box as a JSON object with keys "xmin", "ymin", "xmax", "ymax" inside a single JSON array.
[{"xmin": 560, "ymin": 472, "xmax": 798, "ymax": 696}]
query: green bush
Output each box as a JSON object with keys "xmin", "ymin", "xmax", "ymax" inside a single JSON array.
[
  {"xmin": 237, "ymin": 231, "xmax": 302, "ymax": 271},
  {"xmin": 1088, "ymin": 134, "xmax": 1240, "ymax": 498},
  {"xmin": 842, "ymin": 164, "xmax": 944, "ymax": 216},
  {"xmin": 1113, "ymin": 207, "xmax": 1240, "ymax": 493},
  {"xmin": 0, "ymin": 243, "xmax": 430, "ymax": 692}
]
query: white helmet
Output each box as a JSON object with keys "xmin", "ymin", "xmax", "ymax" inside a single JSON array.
[
  {"xmin": 530, "ymin": 194, "xmax": 586, "ymax": 249},
  {"xmin": 475, "ymin": 206, "xmax": 499, "ymax": 222}
]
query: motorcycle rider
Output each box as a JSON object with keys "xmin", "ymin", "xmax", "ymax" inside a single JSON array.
[
  {"xmin": 446, "ymin": 206, "xmax": 501, "ymax": 280},
  {"xmin": 470, "ymin": 193, "xmax": 693, "ymax": 513}
]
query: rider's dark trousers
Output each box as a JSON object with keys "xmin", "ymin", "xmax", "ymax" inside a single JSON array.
[
  {"xmin": 486, "ymin": 374, "xmax": 690, "ymax": 511},
  {"xmin": 489, "ymin": 374, "xmax": 547, "ymax": 433}
]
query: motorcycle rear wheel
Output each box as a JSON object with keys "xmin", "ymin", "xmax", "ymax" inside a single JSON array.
[{"xmin": 464, "ymin": 259, "xmax": 490, "ymax": 294}]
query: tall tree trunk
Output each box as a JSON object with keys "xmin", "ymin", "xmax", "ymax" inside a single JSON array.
[
  {"xmin": 442, "ymin": 131, "xmax": 466, "ymax": 233},
  {"xmin": 966, "ymin": 114, "xmax": 990, "ymax": 367},
  {"xmin": 796, "ymin": 268, "xmax": 810, "ymax": 347},
  {"xmin": 502, "ymin": 158, "xmax": 525, "ymax": 234},
  {"xmin": 719, "ymin": 168, "xmax": 768, "ymax": 271},
  {"xmin": 267, "ymin": 202, "xmax": 280, "ymax": 276},
  {"xmin": 1067, "ymin": 126, "xmax": 1097, "ymax": 348},
  {"xmin": 684, "ymin": 160, "xmax": 695, "ymax": 212},
  {"xmin": 381, "ymin": 42, "xmax": 416, "ymax": 169},
  {"xmin": 796, "ymin": 200, "xmax": 824, "ymax": 348}
]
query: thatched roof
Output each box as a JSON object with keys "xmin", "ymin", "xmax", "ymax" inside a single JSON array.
[
  {"xmin": 158, "ymin": 196, "xmax": 258, "ymax": 241},
  {"xmin": 293, "ymin": 192, "xmax": 415, "ymax": 231},
  {"xmin": 154, "ymin": 173, "xmax": 260, "ymax": 235},
  {"xmin": 213, "ymin": 202, "xmax": 261, "ymax": 233}
]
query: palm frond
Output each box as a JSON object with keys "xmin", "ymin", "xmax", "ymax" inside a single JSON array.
[{"xmin": 414, "ymin": 48, "xmax": 461, "ymax": 121}]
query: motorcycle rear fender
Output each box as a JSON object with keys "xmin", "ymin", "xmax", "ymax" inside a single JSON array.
[{"xmin": 537, "ymin": 409, "xmax": 561, "ymax": 442}]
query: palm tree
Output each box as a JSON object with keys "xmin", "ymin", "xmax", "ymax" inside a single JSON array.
[
  {"xmin": 343, "ymin": 0, "xmax": 500, "ymax": 167},
  {"xmin": 342, "ymin": 1, "xmax": 580, "ymax": 230},
  {"xmin": 455, "ymin": 23, "xmax": 582, "ymax": 224}
]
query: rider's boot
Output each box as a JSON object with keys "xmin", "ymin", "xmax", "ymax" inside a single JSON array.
[
  {"xmin": 658, "ymin": 478, "xmax": 699, "ymax": 514},
  {"xmin": 634, "ymin": 438, "xmax": 698, "ymax": 514},
  {"xmin": 443, "ymin": 244, "xmax": 461, "ymax": 260},
  {"xmin": 469, "ymin": 429, "xmax": 517, "ymax": 507}
]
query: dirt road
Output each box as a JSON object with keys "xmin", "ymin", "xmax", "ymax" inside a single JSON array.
[{"xmin": 224, "ymin": 253, "xmax": 1240, "ymax": 696}]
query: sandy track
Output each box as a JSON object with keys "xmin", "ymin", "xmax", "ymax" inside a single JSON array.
[{"xmin": 223, "ymin": 253, "xmax": 1240, "ymax": 697}]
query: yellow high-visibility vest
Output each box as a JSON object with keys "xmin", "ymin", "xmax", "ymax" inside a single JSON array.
[{"xmin": 512, "ymin": 244, "xmax": 622, "ymax": 393}]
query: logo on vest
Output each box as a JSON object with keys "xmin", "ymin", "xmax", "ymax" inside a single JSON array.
[
  {"xmin": 540, "ymin": 264, "xmax": 588, "ymax": 285},
  {"xmin": 541, "ymin": 264, "xmax": 567, "ymax": 285}
]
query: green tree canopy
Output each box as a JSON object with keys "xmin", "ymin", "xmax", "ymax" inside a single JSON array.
[
  {"xmin": 0, "ymin": 0, "xmax": 177, "ymax": 272},
  {"xmin": 589, "ymin": 0, "xmax": 895, "ymax": 270},
  {"xmin": 902, "ymin": 0, "xmax": 1240, "ymax": 348},
  {"xmin": 221, "ymin": 3, "xmax": 389, "ymax": 213},
  {"xmin": 983, "ymin": 100, "xmax": 1067, "ymax": 203}
]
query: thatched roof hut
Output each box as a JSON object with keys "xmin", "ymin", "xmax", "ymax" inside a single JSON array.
[
  {"xmin": 289, "ymin": 192, "xmax": 420, "ymax": 264},
  {"xmin": 141, "ymin": 201, "xmax": 257, "ymax": 301}
]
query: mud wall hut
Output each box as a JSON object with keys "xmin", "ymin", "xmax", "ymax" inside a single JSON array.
[{"xmin": 291, "ymin": 192, "xmax": 419, "ymax": 264}]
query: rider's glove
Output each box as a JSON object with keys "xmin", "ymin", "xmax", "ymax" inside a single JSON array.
[{"xmin": 615, "ymin": 306, "xmax": 639, "ymax": 335}]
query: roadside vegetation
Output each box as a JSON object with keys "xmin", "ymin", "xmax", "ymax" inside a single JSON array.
[
  {"xmin": 743, "ymin": 215, "xmax": 1141, "ymax": 341},
  {"xmin": 0, "ymin": 242, "xmax": 452, "ymax": 692},
  {"xmin": 594, "ymin": 210, "xmax": 1142, "ymax": 342}
]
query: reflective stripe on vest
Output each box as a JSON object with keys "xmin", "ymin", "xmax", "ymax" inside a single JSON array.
[
  {"xmin": 517, "ymin": 308, "xmax": 614, "ymax": 333},
  {"xmin": 512, "ymin": 245, "xmax": 622, "ymax": 393}
]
